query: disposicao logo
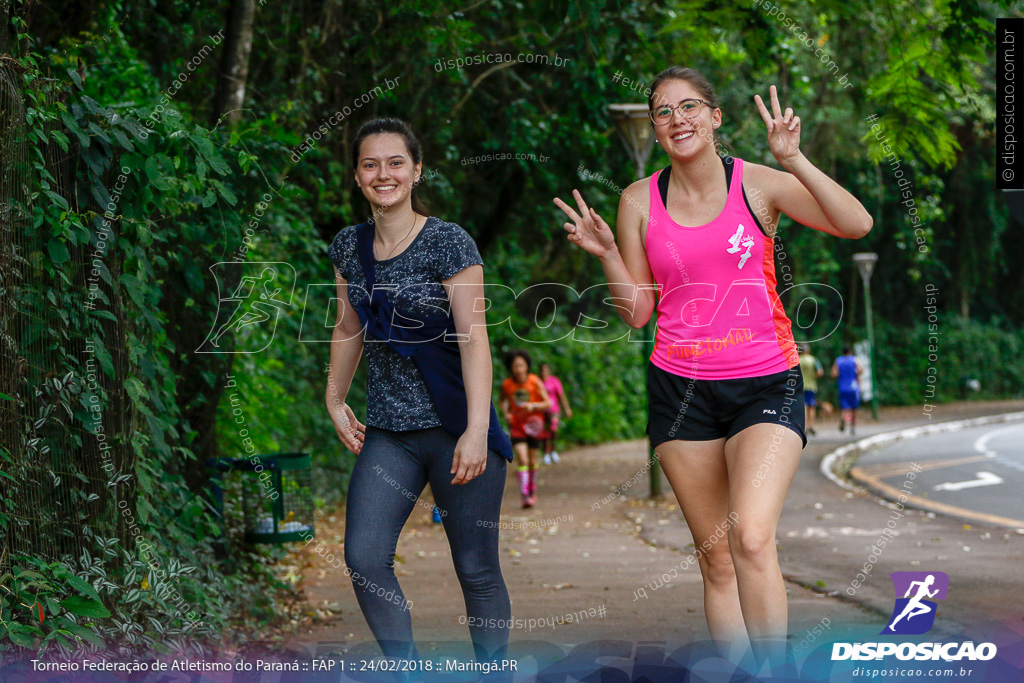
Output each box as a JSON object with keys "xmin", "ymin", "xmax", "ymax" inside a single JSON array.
[
  {"xmin": 882, "ymin": 571, "xmax": 948, "ymax": 635},
  {"xmin": 832, "ymin": 571, "xmax": 997, "ymax": 662}
]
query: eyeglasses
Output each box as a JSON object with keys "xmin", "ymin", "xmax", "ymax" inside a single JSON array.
[{"xmin": 649, "ymin": 98, "xmax": 711, "ymax": 125}]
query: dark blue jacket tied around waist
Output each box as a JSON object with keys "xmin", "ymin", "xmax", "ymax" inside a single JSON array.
[{"xmin": 352, "ymin": 223, "xmax": 514, "ymax": 462}]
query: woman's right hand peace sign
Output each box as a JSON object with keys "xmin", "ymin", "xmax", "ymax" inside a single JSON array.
[{"xmin": 553, "ymin": 189, "xmax": 616, "ymax": 259}]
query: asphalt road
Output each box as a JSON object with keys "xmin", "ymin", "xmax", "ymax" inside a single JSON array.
[{"xmin": 854, "ymin": 421, "xmax": 1024, "ymax": 528}]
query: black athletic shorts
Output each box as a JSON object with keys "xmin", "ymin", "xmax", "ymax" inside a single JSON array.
[
  {"xmin": 646, "ymin": 362, "xmax": 807, "ymax": 448},
  {"xmin": 511, "ymin": 436, "xmax": 541, "ymax": 450}
]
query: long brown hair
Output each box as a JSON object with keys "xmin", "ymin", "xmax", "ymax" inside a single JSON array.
[{"xmin": 351, "ymin": 117, "xmax": 429, "ymax": 216}]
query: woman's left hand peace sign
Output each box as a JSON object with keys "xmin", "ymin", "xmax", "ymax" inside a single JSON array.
[{"xmin": 754, "ymin": 85, "xmax": 802, "ymax": 166}]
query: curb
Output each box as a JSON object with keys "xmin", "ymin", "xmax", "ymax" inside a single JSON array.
[{"xmin": 819, "ymin": 411, "xmax": 1024, "ymax": 524}]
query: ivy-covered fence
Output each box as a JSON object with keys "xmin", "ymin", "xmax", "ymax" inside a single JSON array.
[
  {"xmin": 1, "ymin": 18, "xmax": 294, "ymax": 655},
  {"xmin": 0, "ymin": 49, "xmax": 130, "ymax": 575}
]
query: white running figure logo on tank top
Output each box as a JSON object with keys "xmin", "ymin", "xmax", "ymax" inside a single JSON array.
[{"xmin": 726, "ymin": 224, "xmax": 756, "ymax": 269}]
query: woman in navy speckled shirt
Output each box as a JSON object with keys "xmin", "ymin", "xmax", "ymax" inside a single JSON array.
[{"xmin": 326, "ymin": 118, "xmax": 511, "ymax": 673}]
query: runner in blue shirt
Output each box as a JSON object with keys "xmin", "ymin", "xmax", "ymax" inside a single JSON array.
[{"xmin": 831, "ymin": 346, "xmax": 862, "ymax": 436}]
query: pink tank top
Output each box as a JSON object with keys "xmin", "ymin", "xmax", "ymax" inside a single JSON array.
[{"xmin": 646, "ymin": 158, "xmax": 798, "ymax": 380}]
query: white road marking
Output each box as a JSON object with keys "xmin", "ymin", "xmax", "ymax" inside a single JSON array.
[
  {"xmin": 933, "ymin": 471, "xmax": 1004, "ymax": 492},
  {"xmin": 973, "ymin": 424, "xmax": 1024, "ymax": 456},
  {"xmin": 973, "ymin": 423, "xmax": 1024, "ymax": 473},
  {"xmin": 785, "ymin": 526, "xmax": 900, "ymax": 539}
]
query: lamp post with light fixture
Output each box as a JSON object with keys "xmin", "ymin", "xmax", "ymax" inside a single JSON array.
[{"xmin": 853, "ymin": 252, "xmax": 880, "ymax": 420}]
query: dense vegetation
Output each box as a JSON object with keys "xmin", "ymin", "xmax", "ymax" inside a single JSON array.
[{"xmin": 0, "ymin": 0, "xmax": 1019, "ymax": 657}]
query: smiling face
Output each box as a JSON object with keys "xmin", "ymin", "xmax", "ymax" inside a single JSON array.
[
  {"xmin": 354, "ymin": 133, "xmax": 422, "ymax": 211},
  {"xmin": 651, "ymin": 78, "xmax": 721, "ymax": 161}
]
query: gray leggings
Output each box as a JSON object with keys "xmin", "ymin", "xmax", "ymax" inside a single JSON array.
[{"xmin": 344, "ymin": 426, "xmax": 510, "ymax": 663}]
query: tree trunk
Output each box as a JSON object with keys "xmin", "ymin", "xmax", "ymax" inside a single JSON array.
[
  {"xmin": 183, "ymin": 0, "xmax": 257, "ymax": 494},
  {"xmin": 214, "ymin": 0, "xmax": 256, "ymax": 126},
  {"xmin": 0, "ymin": 0, "xmax": 9, "ymax": 54}
]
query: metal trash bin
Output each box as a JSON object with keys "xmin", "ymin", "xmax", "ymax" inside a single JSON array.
[{"xmin": 207, "ymin": 453, "xmax": 314, "ymax": 544}]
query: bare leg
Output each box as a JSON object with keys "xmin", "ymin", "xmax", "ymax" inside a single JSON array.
[
  {"xmin": 527, "ymin": 447, "xmax": 540, "ymax": 498},
  {"xmin": 724, "ymin": 423, "xmax": 802, "ymax": 671},
  {"xmin": 514, "ymin": 442, "xmax": 530, "ymax": 469},
  {"xmin": 514, "ymin": 442, "xmax": 530, "ymax": 504},
  {"xmin": 657, "ymin": 438, "xmax": 749, "ymax": 661}
]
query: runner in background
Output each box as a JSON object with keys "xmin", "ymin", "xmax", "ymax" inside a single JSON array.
[
  {"xmin": 500, "ymin": 351, "xmax": 551, "ymax": 508},
  {"xmin": 832, "ymin": 346, "xmax": 863, "ymax": 436},
  {"xmin": 539, "ymin": 362, "xmax": 573, "ymax": 464},
  {"xmin": 798, "ymin": 344, "xmax": 823, "ymax": 436}
]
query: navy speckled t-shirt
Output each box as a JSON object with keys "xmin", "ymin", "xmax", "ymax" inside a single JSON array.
[{"xmin": 327, "ymin": 216, "xmax": 484, "ymax": 431}]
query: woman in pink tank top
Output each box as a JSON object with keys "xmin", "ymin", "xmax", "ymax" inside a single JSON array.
[{"xmin": 554, "ymin": 67, "xmax": 872, "ymax": 671}]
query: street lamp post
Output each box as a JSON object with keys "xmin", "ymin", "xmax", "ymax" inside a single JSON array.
[
  {"xmin": 607, "ymin": 104, "xmax": 660, "ymax": 496},
  {"xmin": 853, "ymin": 253, "xmax": 880, "ymax": 420}
]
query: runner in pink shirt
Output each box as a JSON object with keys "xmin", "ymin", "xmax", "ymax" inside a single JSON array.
[
  {"xmin": 554, "ymin": 67, "xmax": 872, "ymax": 672},
  {"xmin": 539, "ymin": 362, "xmax": 573, "ymax": 464}
]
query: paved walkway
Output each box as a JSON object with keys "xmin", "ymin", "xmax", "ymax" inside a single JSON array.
[{"xmin": 287, "ymin": 400, "xmax": 1024, "ymax": 657}]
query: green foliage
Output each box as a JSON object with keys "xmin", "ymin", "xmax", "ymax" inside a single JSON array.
[
  {"xmin": 806, "ymin": 316, "xmax": 1024, "ymax": 408},
  {"xmin": 0, "ymin": 561, "xmax": 107, "ymax": 654},
  {"xmin": 4, "ymin": 0, "xmax": 1023, "ymax": 658},
  {"xmin": 2, "ymin": 15, "xmax": 300, "ymax": 656}
]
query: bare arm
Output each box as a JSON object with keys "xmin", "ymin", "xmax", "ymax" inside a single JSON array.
[
  {"xmin": 326, "ymin": 267, "xmax": 367, "ymax": 454},
  {"xmin": 559, "ymin": 385, "xmax": 572, "ymax": 415},
  {"xmin": 752, "ymin": 85, "xmax": 873, "ymax": 239},
  {"xmin": 554, "ymin": 185, "xmax": 657, "ymax": 328},
  {"xmin": 533, "ymin": 382, "xmax": 552, "ymax": 412},
  {"xmin": 446, "ymin": 264, "xmax": 491, "ymax": 484}
]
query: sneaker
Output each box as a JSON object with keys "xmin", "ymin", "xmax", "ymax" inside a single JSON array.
[
  {"xmin": 850, "ymin": 427, "xmax": 857, "ymax": 436},
  {"xmin": 838, "ymin": 420, "xmax": 845, "ymax": 432},
  {"xmin": 543, "ymin": 453, "xmax": 552, "ymax": 465},
  {"xmin": 808, "ymin": 427, "xmax": 817, "ymax": 436},
  {"xmin": 432, "ymin": 507, "xmax": 443, "ymax": 524},
  {"xmin": 551, "ymin": 451, "xmax": 560, "ymax": 463},
  {"xmin": 522, "ymin": 495, "xmax": 534, "ymax": 509}
]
